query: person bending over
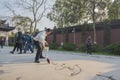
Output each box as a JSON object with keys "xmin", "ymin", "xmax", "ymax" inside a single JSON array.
[{"xmin": 33, "ymin": 28, "xmax": 52, "ymax": 63}]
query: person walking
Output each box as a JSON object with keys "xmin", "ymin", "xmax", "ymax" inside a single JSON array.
[
  {"xmin": 33, "ymin": 28, "xmax": 52, "ymax": 63},
  {"xmin": 86, "ymin": 35, "xmax": 93, "ymax": 55},
  {"xmin": 10, "ymin": 28, "xmax": 23, "ymax": 54},
  {"xmin": 0, "ymin": 37, "xmax": 4, "ymax": 48},
  {"xmin": 24, "ymin": 32, "xmax": 34, "ymax": 53}
]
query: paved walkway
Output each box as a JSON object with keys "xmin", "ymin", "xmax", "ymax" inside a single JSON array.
[
  {"xmin": 0, "ymin": 46, "xmax": 120, "ymax": 80},
  {"xmin": 0, "ymin": 46, "xmax": 120, "ymax": 64}
]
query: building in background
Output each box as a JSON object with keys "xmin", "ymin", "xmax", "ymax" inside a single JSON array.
[{"xmin": 0, "ymin": 20, "xmax": 15, "ymax": 46}]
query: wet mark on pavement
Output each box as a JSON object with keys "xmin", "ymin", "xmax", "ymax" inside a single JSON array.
[
  {"xmin": 16, "ymin": 77, "xmax": 22, "ymax": 80},
  {"xmin": 96, "ymin": 74, "xmax": 116, "ymax": 80},
  {"xmin": 0, "ymin": 70, "xmax": 4, "ymax": 75}
]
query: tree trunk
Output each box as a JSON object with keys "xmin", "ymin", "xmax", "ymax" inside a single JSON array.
[
  {"xmin": 34, "ymin": 21, "xmax": 37, "ymax": 32},
  {"xmin": 92, "ymin": 0, "xmax": 97, "ymax": 44}
]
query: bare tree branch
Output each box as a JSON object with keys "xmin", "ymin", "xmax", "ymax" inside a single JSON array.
[
  {"xmin": 5, "ymin": 3, "xmax": 17, "ymax": 16},
  {"xmin": 17, "ymin": 0, "xmax": 33, "ymax": 9},
  {"xmin": 5, "ymin": 0, "xmax": 48, "ymax": 33}
]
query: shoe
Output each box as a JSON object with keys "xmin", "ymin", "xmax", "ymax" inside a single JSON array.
[
  {"xmin": 18, "ymin": 52, "xmax": 22, "ymax": 54},
  {"xmin": 34, "ymin": 61, "xmax": 40, "ymax": 63},
  {"xmin": 10, "ymin": 51, "xmax": 14, "ymax": 54},
  {"xmin": 30, "ymin": 51, "xmax": 34, "ymax": 53},
  {"xmin": 40, "ymin": 56, "xmax": 45, "ymax": 59}
]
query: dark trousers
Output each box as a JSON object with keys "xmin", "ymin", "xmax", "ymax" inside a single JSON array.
[
  {"xmin": 13, "ymin": 42, "xmax": 19, "ymax": 52},
  {"xmin": 18, "ymin": 43, "xmax": 22, "ymax": 53},
  {"xmin": 13, "ymin": 42, "xmax": 22, "ymax": 53},
  {"xmin": 0, "ymin": 42, "xmax": 3, "ymax": 48},
  {"xmin": 86, "ymin": 46, "xmax": 92, "ymax": 54},
  {"xmin": 34, "ymin": 41, "xmax": 43, "ymax": 61},
  {"xmin": 24, "ymin": 43, "xmax": 34, "ymax": 53}
]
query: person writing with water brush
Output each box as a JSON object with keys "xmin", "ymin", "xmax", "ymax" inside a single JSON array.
[{"xmin": 33, "ymin": 28, "xmax": 52, "ymax": 63}]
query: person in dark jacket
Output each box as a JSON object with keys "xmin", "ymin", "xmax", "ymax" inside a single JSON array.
[
  {"xmin": 0, "ymin": 37, "xmax": 4, "ymax": 48},
  {"xmin": 86, "ymin": 36, "xmax": 93, "ymax": 54},
  {"xmin": 10, "ymin": 28, "xmax": 23, "ymax": 54}
]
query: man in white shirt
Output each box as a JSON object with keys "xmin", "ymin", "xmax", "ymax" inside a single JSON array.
[{"xmin": 34, "ymin": 28, "xmax": 52, "ymax": 63}]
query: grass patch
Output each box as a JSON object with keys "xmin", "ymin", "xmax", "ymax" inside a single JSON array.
[{"xmin": 54, "ymin": 48, "xmax": 120, "ymax": 56}]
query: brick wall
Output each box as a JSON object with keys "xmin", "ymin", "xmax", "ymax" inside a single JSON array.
[
  {"xmin": 47, "ymin": 28, "xmax": 120, "ymax": 47},
  {"xmin": 47, "ymin": 19, "xmax": 120, "ymax": 47}
]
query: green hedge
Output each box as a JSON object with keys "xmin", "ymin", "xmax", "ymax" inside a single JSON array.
[
  {"xmin": 92, "ymin": 44, "xmax": 101, "ymax": 52},
  {"xmin": 79, "ymin": 44, "xmax": 86, "ymax": 52},
  {"xmin": 49, "ymin": 43, "xmax": 59, "ymax": 49},
  {"xmin": 79, "ymin": 44, "xmax": 101, "ymax": 52},
  {"xmin": 62, "ymin": 43, "xmax": 77, "ymax": 51},
  {"xmin": 104, "ymin": 42, "xmax": 120, "ymax": 55},
  {"xmin": 50, "ymin": 42, "xmax": 120, "ymax": 56},
  {"xmin": 8, "ymin": 43, "xmax": 14, "ymax": 46}
]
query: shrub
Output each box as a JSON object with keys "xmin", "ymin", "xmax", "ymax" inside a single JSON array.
[
  {"xmin": 79, "ymin": 44, "xmax": 101, "ymax": 52},
  {"xmin": 49, "ymin": 43, "xmax": 59, "ymax": 49},
  {"xmin": 92, "ymin": 44, "xmax": 101, "ymax": 52},
  {"xmin": 62, "ymin": 43, "xmax": 77, "ymax": 51},
  {"xmin": 104, "ymin": 43, "xmax": 120, "ymax": 55},
  {"xmin": 9, "ymin": 43, "xmax": 14, "ymax": 46},
  {"xmin": 79, "ymin": 44, "xmax": 86, "ymax": 52}
]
